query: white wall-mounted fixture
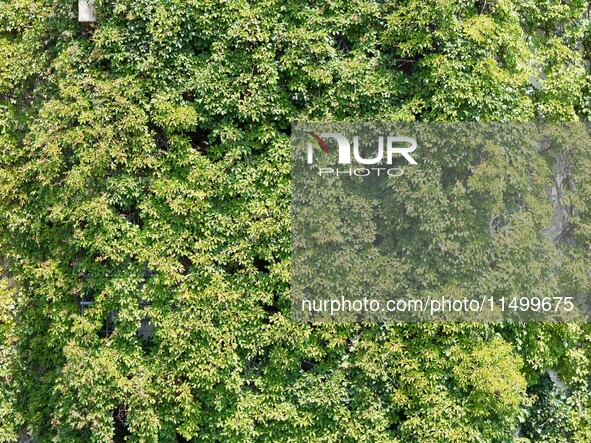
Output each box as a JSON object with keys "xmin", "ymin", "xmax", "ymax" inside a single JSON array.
[{"xmin": 78, "ymin": 0, "xmax": 96, "ymax": 23}]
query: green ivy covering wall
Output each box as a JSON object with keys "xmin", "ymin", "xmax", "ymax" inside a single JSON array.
[{"xmin": 1, "ymin": 0, "xmax": 591, "ymax": 442}]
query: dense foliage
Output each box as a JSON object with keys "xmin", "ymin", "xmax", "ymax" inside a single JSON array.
[{"xmin": 1, "ymin": 0, "xmax": 591, "ymax": 441}]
